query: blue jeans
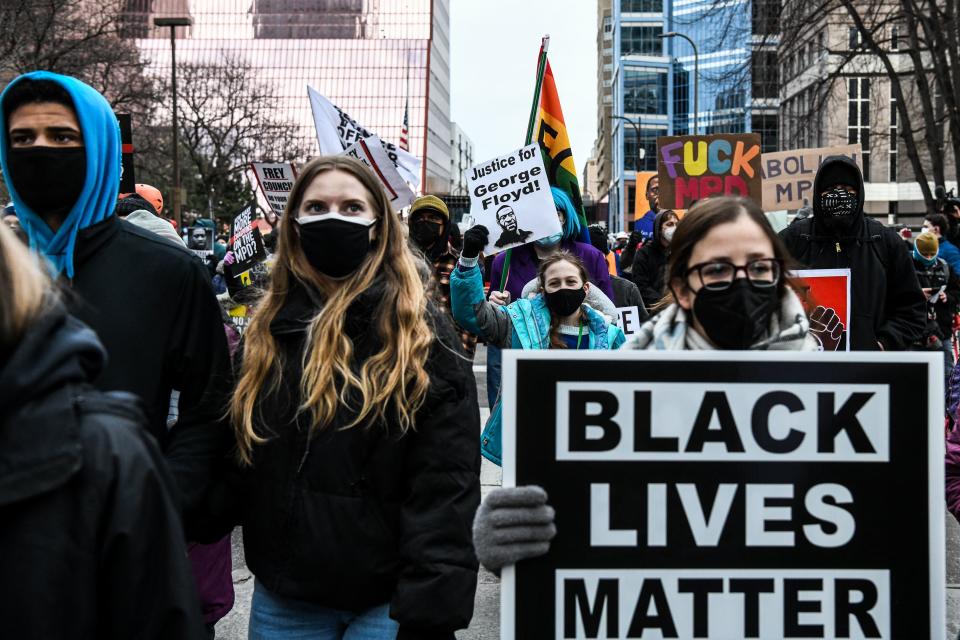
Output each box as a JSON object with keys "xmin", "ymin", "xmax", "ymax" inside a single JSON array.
[
  {"xmin": 486, "ymin": 344, "xmax": 502, "ymax": 408},
  {"xmin": 248, "ymin": 581, "xmax": 398, "ymax": 640}
]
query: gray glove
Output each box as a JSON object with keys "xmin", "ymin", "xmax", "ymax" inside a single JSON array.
[{"xmin": 472, "ymin": 485, "xmax": 556, "ymax": 572}]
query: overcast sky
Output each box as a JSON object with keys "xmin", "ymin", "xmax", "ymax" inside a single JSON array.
[{"xmin": 449, "ymin": 1, "xmax": 598, "ymax": 175}]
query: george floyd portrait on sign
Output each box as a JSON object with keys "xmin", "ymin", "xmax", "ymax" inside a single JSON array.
[{"xmin": 493, "ymin": 204, "xmax": 533, "ymax": 248}]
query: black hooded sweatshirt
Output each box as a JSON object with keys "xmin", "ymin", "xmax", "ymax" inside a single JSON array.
[
  {"xmin": 65, "ymin": 215, "xmax": 233, "ymax": 526},
  {"xmin": 631, "ymin": 210, "xmax": 673, "ymax": 311},
  {"xmin": 0, "ymin": 308, "xmax": 205, "ymax": 639},
  {"xmin": 780, "ymin": 156, "xmax": 925, "ymax": 350}
]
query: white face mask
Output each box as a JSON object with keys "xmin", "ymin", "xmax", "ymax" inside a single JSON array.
[{"xmin": 663, "ymin": 226, "xmax": 676, "ymax": 242}]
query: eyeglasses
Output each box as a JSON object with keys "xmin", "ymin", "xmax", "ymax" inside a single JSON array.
[{"xmin": 685, "ymin": 258, "xmax": 782, "ymax": 291}]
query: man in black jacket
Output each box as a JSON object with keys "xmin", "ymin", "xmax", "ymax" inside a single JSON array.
[
  {"xmin": 0, "ymin": 72, "xmax": 231, "ymax": 524},
  {"xmin": 780, "ymin": 156, "xmax": 925, "ymax": 350}
]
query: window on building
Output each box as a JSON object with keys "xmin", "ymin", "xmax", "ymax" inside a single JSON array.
[
  {"xmin": 889, "ymin": 86, "xmax": 898, "ymax": 181},
  {"xmin": 673, "ymin": 64, "xmax": 690, "ymax": 135},
  {"xmin": 603, "ymin": 16, "xmax": 613, "ymax": 40},
  {"xmin": 849, "ymin": 26, "xmax": 862, "ymax": 50},
  {"xmin": 626, "ymin": 184, "xmax": 636, "ymax": 217},
  {"xmin": 752, "ymin": 114, "xmax": 779, "ymax": 152},
  {"xmin": 752, "ymin": 0, "xmax": 780, "ymax": 36},
  {"xmin": 752, "ymin": 50, "xmax": 778, "ymax": 99},
  {"xmin": 624, "ymin": 69, "xmax": 668, "ymax": 115},
  {"xmin": 623, "ymin": 0, "xmax": 662, "ymax": 12},
  {"xmin": 624, "ymin": 127, "xmax": 661, "ymax": 171},
  {"xmin": 818, "ymin": 31, "xmax": 825, "ymax": 57},
  {"xmin": 891, "ymin": 26, "xmax": 899, "ymax": 50},
  {"xmin": 622, "ymin": 26, "xmax": 663, "ymax": 56},
  {"xmin": 848, "ymin": 77, "xmax": 871, "ymax": 180}
]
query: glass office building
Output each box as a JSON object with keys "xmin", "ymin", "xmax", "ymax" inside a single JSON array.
[
  {"xmin": 609, "ymin": 0, "xmax": 778, "ymax": 229},
  {"xmin": 120, "ymin": 0, "xmax": 452, "ymax": 193}
]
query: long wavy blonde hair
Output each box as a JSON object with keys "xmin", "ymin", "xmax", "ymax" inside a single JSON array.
[
  {"xmin": 230, "ymin": 155, "xmax": 433, "ymax": 465},
  {"xmin": 0, "ymin": 222, "xmax": 52, "ymax": 351}
]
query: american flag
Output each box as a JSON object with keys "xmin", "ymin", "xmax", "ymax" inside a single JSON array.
[{"xmin": 399, "ymin": 100, "xmax": 409, "ymax": 151}]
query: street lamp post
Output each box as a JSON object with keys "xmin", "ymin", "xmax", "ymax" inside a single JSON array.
[
  {"xmin": 154, "ymin": 16, "xmax": 192, "ymax": 229},
  {"xmin": 611, "ymin": 115, "xmax": 643, "ymax": 173},
  {"xmin": 659, "ymin": 31, "xmax": 699, "ymax": 135}
]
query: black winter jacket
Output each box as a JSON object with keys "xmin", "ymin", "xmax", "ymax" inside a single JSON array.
[
  {"xmin": 220, "ymin": 281, "xmax": 480, "ymax": 636},
  {"xmin": 0, "ymin": 308, "xmax": 204, "ymax": 639},
  {"xmin": 66, "ymin": 214, "xmax": 233, "ymax": 519},
  {"xmin": 779, "ymin": 156, "xmax": 925, "ymax": 350},
  {"xmin": 912, "ymin": 255, "xmax": 960, "ymax": 343},
  {"xmin": 631, "ymin": 211, "xmax": 672, "ymax": 311}
]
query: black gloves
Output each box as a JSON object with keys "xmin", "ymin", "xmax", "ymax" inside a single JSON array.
[{"xmin": 461, "ymin": 225, "xmax": 489, "ymax": 259}]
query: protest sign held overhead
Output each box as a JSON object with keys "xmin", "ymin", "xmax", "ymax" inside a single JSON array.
[
  {"xmin": 307, "ymin": 85, "xmax": 421, "ymax": 187},
  {"xmin": 792, "ymin": 269, "xmax": 852, "ymax": 352},
  {"xmin": 467, "ymin": 143, "xmax": 561, "ymax": 255},
  {"xmin": 631, "ymin": 171, "xmax": 658, "ymax": 231},
  {"xmin": 230, "ymin": 203, "xmax": 267, "ymax": 274},
  {"xmin": 185, "ymin": 226, "xmax": 214, "ymax": 260},
  {"xmin": 762, "ymin": 145, "xmax": 863, "ymax": 211},
  {"xmin": 117, "ymin": 114, "xmax": 135, "ymax": 194},
  {"xmin": 252, "ymin": 162, "xmax": 297, "ymax": 216},
  {"xmin": 658, "ymin": 133, "xmax": 762, "ymax": 210},
  {"xmin": 341, "ymin": 135, "xmax": 416, "ymax": 210},
  {"xmin": 616, "ymin": 306, "xmax": 643, "ymax": 337},
  {"xmin": 501, "ymin": 350, "xmax": 944, "ymax": 640}
]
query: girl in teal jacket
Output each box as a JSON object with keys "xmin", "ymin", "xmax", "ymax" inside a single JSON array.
[{"xmin": 451, "ymin": 247, "xmax": 625, "ymax": 465}]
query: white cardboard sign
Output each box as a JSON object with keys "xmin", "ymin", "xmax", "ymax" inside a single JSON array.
[
  {"xmin": 467, "ymin": 143, "xmax": 561, "ymax": 255},
  {"xmin": 251, "ymin": 162, "xmax": 296, "ymax": 215},
  {"xmin": 341, "ymin": 135, "xmax": 416, "ymax": 210},
  {"xmin": 616, "ymin": 306, "xmax": 643, "ymax": 337}
]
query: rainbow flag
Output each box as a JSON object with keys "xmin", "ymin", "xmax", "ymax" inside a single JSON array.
[{"xmin": 526, "ymin": 37, "xmax": 588, "ymax": 228}]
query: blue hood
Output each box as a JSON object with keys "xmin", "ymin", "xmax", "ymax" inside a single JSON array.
[{"xmin": 0, "ymin": 71, "xmax": 122, "ymax": 277}]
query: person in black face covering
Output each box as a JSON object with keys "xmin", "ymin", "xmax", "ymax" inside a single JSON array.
[
  {"xmin": 780, "ymin": 155, "xmax": 925, "ymax": 350},
  {"xmin": 0, "ymin": 73, "xmax": 233, "ymax": 540},
  {"xmin": 407, "ymin": 194, "xmax": 478, "ymax": 358}
]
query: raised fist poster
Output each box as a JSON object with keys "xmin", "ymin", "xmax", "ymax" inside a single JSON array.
[{"xmin": 792, "ymin": 269, "xmax": 851, "ymax": 352}]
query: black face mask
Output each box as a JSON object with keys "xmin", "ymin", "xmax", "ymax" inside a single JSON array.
[
  {"xmin": 297, "ymin": 214, "xmax": 375, "ymax": 279},
  {"xmin": 545, "ymin": 287, "xmax": 587, "ymax": 317},
  {"xmin": 820, "ymin": 186, "xmax": 859, "ymax": 232},
  {"xmin": 6, "ymin": 147, "xmax": 86, "ymax": 220},
  {"xmin": 692, "ymin": 279, "xmax": 778, "ymax": 349},
  {"xmin": 410, "ymin": 219, "xmax": 442, "ymax": 249}
]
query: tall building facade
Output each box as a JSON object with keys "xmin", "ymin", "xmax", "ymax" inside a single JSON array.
[
  {"xmin": 121, "ymin": 0, "xmax": 452, "ymax": 194},
  {"xmin": 448, "ymin": 122, "xmax": 474, "ymax": 196},
  {"xmin": 604, "ymin": 0, "xmax": 779, "ymax": 230},
  {"xmin": 780, "ymin": 3, "xmax": 956, "ymax": 221}
]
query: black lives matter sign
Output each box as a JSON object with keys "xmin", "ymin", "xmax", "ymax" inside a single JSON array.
[{"xmin": 501, "ymin": 351, "xmax": 944, "ymax": 640}]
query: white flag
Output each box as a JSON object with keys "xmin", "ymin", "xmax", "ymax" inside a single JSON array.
[{"xmin": 307, "ymin": 85, "xmax": 421, "ymax": 187}]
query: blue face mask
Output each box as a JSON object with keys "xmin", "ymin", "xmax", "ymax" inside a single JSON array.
[
  {"xmin": 536, "ymin": 232, "xmax": 563, "ymax": 248},
  {"xmin": 914, "ymin": 246, "xmax": 938, "ymax": 267}
]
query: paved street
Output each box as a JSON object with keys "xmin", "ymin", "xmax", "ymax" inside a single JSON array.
[{"xmin": 213, "ymin": 344, "xmax": 960, "ymax": 638}]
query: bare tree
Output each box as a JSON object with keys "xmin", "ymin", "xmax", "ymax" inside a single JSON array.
[
  {"xmin": 780, "ymin": 0, "xmax": 960, "ymax": 210},
  {"xmin": 138, "ymin": 52, "xmax": 309, "ymax": 217},
  {"xmin": 0, "ymin": 0, "xmax": 156, "ymax": 116}
]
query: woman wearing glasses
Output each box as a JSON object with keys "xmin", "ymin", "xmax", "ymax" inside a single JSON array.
[
  {"xmin": 625, "ymin": 196, "xmax": 817, "ymax": 351},
  {"xmin": 471, "ymin": 197, "xmax": 817, "ymax": 576}
]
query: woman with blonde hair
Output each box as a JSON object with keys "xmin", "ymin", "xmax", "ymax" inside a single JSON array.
[
  {"xmin": 0, "ymin": 223, "xmax": 205, "ymax": 637},
  {"xmin": 226, "ymin": 155, "xmax": 480, "ymax": 639}
]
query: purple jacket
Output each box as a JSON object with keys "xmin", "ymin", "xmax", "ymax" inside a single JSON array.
[
  {"xmin": 947, "ymin": 428, "xmax": 960, "ymax": 523},
  {"xmin": 489, "ymin": 240, "xmax": 615, "ymax": 302}
]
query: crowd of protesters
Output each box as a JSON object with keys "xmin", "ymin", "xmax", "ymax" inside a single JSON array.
[{"xmin": 4, "ymin": 69, "xmax": 960, "ymax": 639}]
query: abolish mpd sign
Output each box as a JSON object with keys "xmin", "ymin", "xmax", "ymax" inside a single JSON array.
[{"xmin": 501, "ymin": 351, "xmax": 944, "ymax": 640}]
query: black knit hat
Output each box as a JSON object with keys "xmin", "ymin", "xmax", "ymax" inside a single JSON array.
[{"xmin": 116, "ymin": 193, "xmax": 157, "ymax": 217}]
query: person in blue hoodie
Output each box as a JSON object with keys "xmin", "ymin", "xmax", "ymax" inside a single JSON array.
[
  {"xmin": 922, "ymin": 212, "xmax": 960, "ymax": 274},
  {"xmin": 0, "ymin": 71, "xmax": 232, "ymax": 535}
]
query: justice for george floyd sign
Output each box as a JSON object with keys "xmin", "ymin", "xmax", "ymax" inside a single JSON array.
[
  {"xmin": 500, "ymin": 351, "xmax": 944, "ymax": 640},
  {"xmin": 467, "ymin": 143, "xmax": 561, "ymax": 255}
]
